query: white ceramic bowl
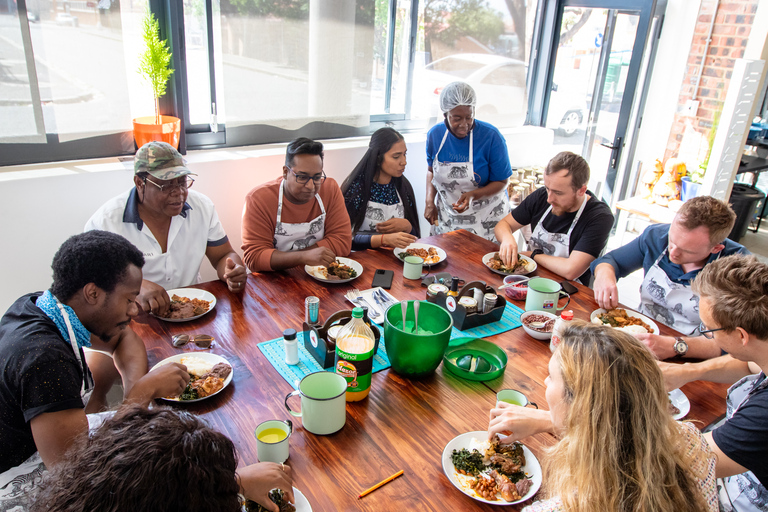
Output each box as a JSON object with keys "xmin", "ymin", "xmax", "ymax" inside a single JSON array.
[{"xmin": 520, "ymin": 310, "xmax": 557, "ymax": 341}]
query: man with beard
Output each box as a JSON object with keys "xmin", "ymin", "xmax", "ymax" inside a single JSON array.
[
  {"xmin": 495, "ymin": 151, "xmax": 614, "ymax": 284},
  {"xmin": 0, "ymin": 231, "xmax": 189, "ymax": 508},
  {"xmin": 592, "ymin": 195, "xmax": 748, "ymax": 359}
]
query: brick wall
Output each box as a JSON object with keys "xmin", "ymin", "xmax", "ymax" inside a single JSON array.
[{"xmin": 664, "ymin": 0, "xmax": 759, "ymax": 162}]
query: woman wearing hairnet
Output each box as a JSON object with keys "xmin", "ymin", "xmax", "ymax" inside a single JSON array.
[{"xmin": 424, "ymin": 81, "xmax": 512, "ymax": 242}]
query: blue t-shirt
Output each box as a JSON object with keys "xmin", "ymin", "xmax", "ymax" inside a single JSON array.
[
  {"xmin": 590, "ymin": 223, "xmax": 749, "ymax": 285},
  {"xmin": 426, "ymin": 120, "xmax": 512, "ymax": 186}
]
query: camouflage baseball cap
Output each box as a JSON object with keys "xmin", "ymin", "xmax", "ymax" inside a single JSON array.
[{"xmin": 134, "ymin": 141, "xmax": 195, "ymax": 180}]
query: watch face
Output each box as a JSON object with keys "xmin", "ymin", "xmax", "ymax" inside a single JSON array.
[{"xmin": 675, "ymin": 340, "xmax": 687, "ymax": 355}]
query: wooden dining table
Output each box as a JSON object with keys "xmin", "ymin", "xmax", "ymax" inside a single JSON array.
[{"xmin": 130, "ymin": 229, "xmax": 728, "ymax": 512}]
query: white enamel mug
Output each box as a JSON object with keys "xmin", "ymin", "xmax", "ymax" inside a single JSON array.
[{"xmin": 284, "ymin": 372, "xmax": 347, "ymax": 435}]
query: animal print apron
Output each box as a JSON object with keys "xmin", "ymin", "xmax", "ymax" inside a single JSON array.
[
  {"xmin": 273, "ymin": 179, "xmax": 326, "ymax": 252},
  {"xmin": 431, "ymin": 128, "xmax": 509, "ymax": 242},
  {"xmin": 0, "ymin": 305, "xmax": 93, "ymax": 510},
  {"xmin": 639, "ymin": 248, "xmax": 716, "ymax": 335},
  {"xmin": 717, "ymin": 373, "xmax": 768, "ymax": 512},
  {"xmin": 527, "ymin": 196, "xmax": 589, "ymax": 283},
  {"xmin": 358, "ymin": 189, "xmax": 404, "ymax": 234}
]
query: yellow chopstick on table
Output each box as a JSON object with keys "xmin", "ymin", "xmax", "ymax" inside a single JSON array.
[{"xmin": 358, "ymin": 470, "xmax": 404, "ymax": 499}]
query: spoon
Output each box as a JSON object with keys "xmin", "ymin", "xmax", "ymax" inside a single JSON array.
[
  {"xmin": 498, "ymin": 277, "xmax": 531, "ymax": 290},
  {"xmin": 527, "ymin": 321, "xmax": 546, "ymax": 329},
  {"xmin": 413, "ymin": 300, "xmax": 420, "ymax": 334},
  {"xmin": 401, "ymin": 300, "xmax": 408, "ymax": 331}
]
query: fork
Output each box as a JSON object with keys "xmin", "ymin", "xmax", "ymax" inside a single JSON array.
[
  {"xmin": 375, "ymin": 289, "xmax": 396, "ymax": 308},
  {"xmin": 347, "ymin": 289, "xmax": 380, "ymax": 319}
]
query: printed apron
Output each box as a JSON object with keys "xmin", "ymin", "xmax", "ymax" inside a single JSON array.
[
  {"xmin": 273, "ymin": 179, "xmax": 326, "ymax": 251},
  {"xmin": 717, "ymin": 374, "xmax": 768, "ymax": 512},
  {"xmin": 358, "ymin": 189, "xmax": 404, "ymax": 235},
  {"xmin": 431, "ymin": 129, "xmax": 509, "ymax": 242},
  {"xmin": 0, "ymin": 305, "xmax": 94, "ymax": 509},
  {"xmin": 527, "ymin": 196, "xmax": 589, "ymax": 283}
]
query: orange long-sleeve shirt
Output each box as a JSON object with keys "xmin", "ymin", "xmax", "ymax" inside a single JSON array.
[{"xmin": 241, "ymin": 177, "xmax": 352, "ymax": 272}]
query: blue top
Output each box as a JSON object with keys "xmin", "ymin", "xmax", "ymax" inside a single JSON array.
[
  {"xmin": 590, "ymin": 223, "xmax": 749, "ymax": 284},
  {"xmin": 426, "ymin": 120, "xmax": 512, "ymax": 186}
]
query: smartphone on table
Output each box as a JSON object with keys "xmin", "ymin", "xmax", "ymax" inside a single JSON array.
[
  {"xmin": 372, "ymin": 269, "xmax": 394, "ymax": 289},
  {"xmin": 560, "ymin": 281, "xmax": 578, "ymax": 295}
]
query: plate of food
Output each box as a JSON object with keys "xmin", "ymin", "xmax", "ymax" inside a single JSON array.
[
  {"xmin": 151, "ymin": 353, "xmax": 233, "ymax": 402},
  {"xmin": 156, "ymin": 289, "xmax": 216, "ymax": 322},
  {"xmin": 668, "ymin": 388, "xmax": 690, "ymax": 420},
  {"xmin": 243, "ymin": 487, "xmax": 311, "ymax": 512},
  {"xmin": 590, "ymin": 308, "xmax": 660, "ymax": 334},
  {"xmin": 393, "ymin": 243, "xmax": 447, "ymax": 266},
  {"xmin": 482, "ymin": 252, "xmax": 536, "ymax": 276},
  {"xmin": 305, "ymin": 257, "xmax": 363, "ymax": 284},
  {"xmin": 442, "ymin": 431, "xmax": 541, "ymax": 505}
]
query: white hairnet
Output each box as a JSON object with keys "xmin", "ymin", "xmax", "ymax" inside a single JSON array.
[{"xmin": 439, "ymin": 81, "xmax": 477, "ymax": 113}]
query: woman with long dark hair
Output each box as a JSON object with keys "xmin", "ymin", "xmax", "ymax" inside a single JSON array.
[{"xmin": 341, "ymin": 128, "xmax": 420, "ymax": 250}]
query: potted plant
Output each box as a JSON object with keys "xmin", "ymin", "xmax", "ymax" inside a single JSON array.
[
  {"xmin": 682, "ymin": 111, "xmax": 720, "ymax": 201},
  {"xmin": 132, "ymin": 8, "xmax": 180, "ymax": 149}
]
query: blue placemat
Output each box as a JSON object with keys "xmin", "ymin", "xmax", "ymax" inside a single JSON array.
[
  {"xmin": 258, "ymin": 324, "xmax": 390, "ymax": 389},
  {"xmin": 449, "ymin": 302, "xmax": 524, "ymax": 341}
]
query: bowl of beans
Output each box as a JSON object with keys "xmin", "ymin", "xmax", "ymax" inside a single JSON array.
[
  {"xmin": 521, "ymin": 311, "xmax": 557, "ymax": 341},
  {"xmin": 503, "ymin": 275, "xmax": 529, "ymax": 301}
]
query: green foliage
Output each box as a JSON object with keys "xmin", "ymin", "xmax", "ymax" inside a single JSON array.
[
  {"xmin": 424, "ymin": 0, "xmax": 504, "ymax": 49},
  {"xmin": 692, "ymin": 109, "xmax": 722, "ymax": 184},
  {"xmin": 138, "ymin": 8, "xmax": 174, "ymax": 110}
]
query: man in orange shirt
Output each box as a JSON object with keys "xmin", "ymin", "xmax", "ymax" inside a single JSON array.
[{"xmin": 242, "ymin": 138, "xmax": 352, "ymax": 272}]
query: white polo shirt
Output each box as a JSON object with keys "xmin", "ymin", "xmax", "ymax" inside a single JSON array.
[{"xmin": 85, "ymin": 188, "xmax": 228, "ymax": 289}]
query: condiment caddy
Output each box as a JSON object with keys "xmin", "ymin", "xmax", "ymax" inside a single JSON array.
[
  {"xmin": 427, "ymin": 280, "xmax": 506, "ymax": 330},
  {"xmin": 302, "ymin": 310, "xmax": 381, "ymax": 369}
]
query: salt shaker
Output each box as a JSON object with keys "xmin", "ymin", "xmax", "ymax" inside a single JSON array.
[{"xmin": 283, "ymin": 328, "xmax": 299, "ymax": 365}]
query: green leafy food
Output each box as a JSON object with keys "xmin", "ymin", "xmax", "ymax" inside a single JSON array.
[
  {"xmin": 451, "ymin": 448, "xmax": 485, "ymax": 476},
  {"xmin": 179, "ymin": 375, "xmax": 199, "ymax": 401}
]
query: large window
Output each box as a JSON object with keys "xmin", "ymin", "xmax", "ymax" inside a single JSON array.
[{"xmin": 1, "ymin": 0, "xmax": 538, "ymax": 165}]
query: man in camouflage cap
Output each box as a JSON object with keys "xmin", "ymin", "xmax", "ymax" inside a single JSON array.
[{"xmin": 83, "ymin": 141, "xmax": 246, "ymax": 410}]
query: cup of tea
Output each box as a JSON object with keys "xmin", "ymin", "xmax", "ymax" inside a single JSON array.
[
  {"xmin": 403, "ymin": 255, "xmax": 424, "ymax": 280},
  {"xmin": 254, "ymin": 419, "xmax": 292, "ymax": 463},
  {"xmin": 284, "ymin": 372, "xmax": 347, "ymax": 435},
  {"xmin": 524, "ymin": 277, "xmax": 570, "ymax": 313},
  {"xmin": 497, "ymin": 389, "xmax": 538, "ymax": 409}
]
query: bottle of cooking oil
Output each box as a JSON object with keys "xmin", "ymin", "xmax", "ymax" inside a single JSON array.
[{"xmin": 335, "ymin": 307, "xmax": 375, "ymax": 402}]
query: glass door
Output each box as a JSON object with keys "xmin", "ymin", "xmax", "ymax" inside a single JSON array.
[{"xmin": 531, "ymin": 0, "xmax": 662, "ymax": 205}]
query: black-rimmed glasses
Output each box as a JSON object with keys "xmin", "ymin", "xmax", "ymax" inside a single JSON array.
[
  {"xmin": 145, "ymin": 176, "xmax": 195, "ymax": 193},
  {"xmin": 288, "ymin": 167, "xmax": 326, "ymax": 185},
  {"xmin": 699, "ymin": 322, "xmax": 727, "ymax": 339}
]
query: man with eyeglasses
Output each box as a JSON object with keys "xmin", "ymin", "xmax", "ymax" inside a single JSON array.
[
  {"xmin": 84, "ymin": 142, "xmax": 246, "ymax": 409},
  {"xmin": 591, "ymin": 196, "xmax": 748, "ymax": 360},
  {"xmin": 658, "ymin": 255, "xmax": 768, "ymax": 512},
  {"xmin": 241, "ymin": 137, "xmax": 352, "ymax": 272}
]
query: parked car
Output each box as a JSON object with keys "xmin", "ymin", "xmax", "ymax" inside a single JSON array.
[{"xmin": 412, "ymin": 53, "xmax": 584, "ymax": 135}]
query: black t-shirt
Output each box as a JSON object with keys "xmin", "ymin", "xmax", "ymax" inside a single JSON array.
[
  {"xmin": 511, "ymin": 187, "xmax": 614, "ymax": 283},
  {"xmin": 713, "ymin": 374, "xmax": 768, "ymax": 486},
  {"xmin": 0, "ymin": 293, "xmax": 87, "ymax": 473}
]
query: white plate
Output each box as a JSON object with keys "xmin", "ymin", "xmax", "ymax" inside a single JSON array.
[
  {"xmin": 393, "ymin": 243, "xmax": 447, "ymax": 266},
  {"xmin": 155, "ymin": 288, "xmax": 217, "ymax": 323},
  {"xmin": 482, "ymin": 252, "xmax": 537, "ymax": 276},
  {"xmin": 304, "ymin": 257, "xmax": 363, "ymax": 284},
  {"xmin": 590, "ymin": 308, "xmax": 660, "ymax": 335},
  {"xmin": 151, "ymin": 352, "xmax": 233, "ymax": 403},
  {"xmin": 441, "ymin": 431, "xmax": 541, "ymax": 506},
  {"xmin": 345, "ymin": 287, "xmax": 398, "ymax": 325},
  {"xmin": 242, "ymin": 487, "xmax": 312, "ymax": 512},
  {"xmin": 669, "ymin": 388, "xmax": 690, "ymax": 420}
]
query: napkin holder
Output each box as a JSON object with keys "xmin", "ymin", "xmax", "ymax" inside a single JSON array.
[
  {"xmin": 430, "ymin": 280, "xmax": 505, "ymax": 331},
  {"xmin": 303, "ymin": 310, "xmax": 381, "ymax": 369}
]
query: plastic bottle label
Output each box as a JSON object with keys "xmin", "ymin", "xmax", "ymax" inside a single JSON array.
[{"xmin": 335, "ymin": 336, "xmax": 374, "ymax": 394}]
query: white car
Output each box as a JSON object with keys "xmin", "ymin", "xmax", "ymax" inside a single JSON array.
[{"xmin": 412, "ymin": 53, "xmax": 584, "ymax": 135}]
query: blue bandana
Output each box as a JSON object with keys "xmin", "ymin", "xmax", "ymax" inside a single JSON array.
[{"xmin": 35, "ymin": 290, "xmax": 92, "ymax": 348}]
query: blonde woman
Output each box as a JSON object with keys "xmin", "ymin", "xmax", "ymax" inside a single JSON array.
[{"xmin": 488, "ymin": 322, "xmax": 718, "ymax": 512}]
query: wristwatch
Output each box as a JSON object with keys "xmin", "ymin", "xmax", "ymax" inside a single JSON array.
[
  {"xmin": 673, "ymin": 337, "xmax": 688, "ymax": 357},
  {"xmin": 531, "ymin": 249, "xmax": 544, "ymax": 260}
]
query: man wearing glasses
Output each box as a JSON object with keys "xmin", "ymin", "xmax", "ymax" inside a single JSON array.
[
  {"xmin": 659, "ymin": 255, "xmax": 768, "ymax": 512},
  {"xmin": 591, "ymin": 196, "xmax": 748, "ymax": 360},
  {"xmin": 84, "ymin": 142, "xmax": 246, "ymax": 409},
  {"xmin": 241, "ymin": 137, "xmax": 352, "ymax": 272}
]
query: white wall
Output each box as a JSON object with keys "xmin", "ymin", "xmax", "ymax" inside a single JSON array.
[{"xmin": 0, "ymin": 126, "xmax": 552, "ymax": 313}]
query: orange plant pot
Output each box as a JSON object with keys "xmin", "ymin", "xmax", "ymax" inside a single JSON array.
[{"xmin": 132, "ymin": 115, "xmax": 181, "ymax": 149}]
